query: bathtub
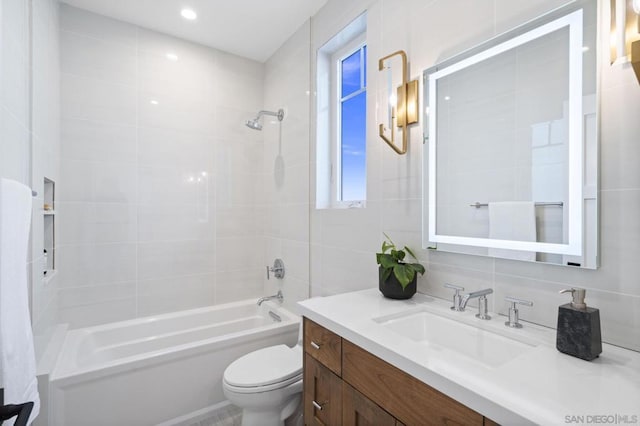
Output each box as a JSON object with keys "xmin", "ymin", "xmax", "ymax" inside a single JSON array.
[{"xmin": 49, "ymin": 299, "xmax": 299, "ymax": 426}]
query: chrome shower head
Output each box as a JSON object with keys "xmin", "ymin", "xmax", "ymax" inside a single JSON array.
[
  {"xmin": 245, "ymin": 119, "xmax": 263, "ymax": 130},
  {"xmin": 245, "ymin": 108, "xmax": 284, "ymax": 131}
]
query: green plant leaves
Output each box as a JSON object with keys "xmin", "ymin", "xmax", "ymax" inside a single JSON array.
[
  {"xmin": 381, "ymin": 267, "xmax": 392, "ymax": 283},
  {"xmin": 393, "ymin": 263, "xmax": 413, "ymax": 288},
  {"xmin": 390, "ymin": 249, "xmax": 405, "ymax": 262},
  {"xmin": 378, "ymin": 253, "xmax": 397, "ymax": 269},
  {"xmin": 411, "ymin": 263, "xmax": 426, "ymax": 275},
  {"xmin": 377, "ymin": 233, "xmax": 426, "ymax": 290}
]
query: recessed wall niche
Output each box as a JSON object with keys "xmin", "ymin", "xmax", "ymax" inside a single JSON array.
[{"xmin": 43, "ymin": 177, "xmax": 56, "ymax": 283}]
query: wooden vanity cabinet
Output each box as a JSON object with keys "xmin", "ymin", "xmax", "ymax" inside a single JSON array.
[
  {"xmin": 303, "ymin": 318, "xmax": 497, "ymax": 426},
  {"xmin": 304, "ymin": 354, "xmax": 343, "ymax": 425}
]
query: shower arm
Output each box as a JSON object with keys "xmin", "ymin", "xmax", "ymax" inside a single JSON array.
[{"xmin": 255, "ymin": 109, "xmax": 284, "ymax": 122}]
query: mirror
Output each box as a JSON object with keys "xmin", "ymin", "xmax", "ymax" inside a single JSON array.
[{"xmin": 423, "ymin": 1, "xmax": 598, "ymax": 268}]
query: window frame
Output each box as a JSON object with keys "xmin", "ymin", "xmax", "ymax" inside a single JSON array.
[{"xmin": 330, "ymin": 34, "xmax": 367, "ymax": 208}]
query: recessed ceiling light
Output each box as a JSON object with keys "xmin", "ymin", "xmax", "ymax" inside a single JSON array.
[
  {"xmin": 166, "ymin": 52, "xmax": 178, "ymax": 61},
  {"xmin": 181, "ymin": 8, "xmax": 197, "ymax": 20},
  {"xmin": 150, "ymin": 100, "xmax": 159, "ymax": 105}
]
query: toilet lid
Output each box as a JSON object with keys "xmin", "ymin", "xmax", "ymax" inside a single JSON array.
[{"xmin": 224, "ymin": 345, "xmax": 302, "ymax": 388}]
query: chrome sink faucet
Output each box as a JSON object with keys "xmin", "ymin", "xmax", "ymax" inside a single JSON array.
[
  {"xmin": 257, "ymin": 290, "xmax": 283, "ymax": 306},
  {"xmin": 461, "ymin": 288, "xmax": 493, "ymax": 320},
  {"xmin": 444, "ymin": 284, "xmax": 493, "ymax": 320}
]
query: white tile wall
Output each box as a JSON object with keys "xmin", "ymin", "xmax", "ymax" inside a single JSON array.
[
  {"xmin": 310, "ymin": 0, "xmax": 640, "ymax": 352},
  {"xmin": 262, "ymin": 21, "xmax": 312, "ymax": 313},
  {"xmin": 0, "ymin": 0, "xmax": 60, "ymax": 361},
  {"xmin": 57, "ymin": 5, "xmax": 266, "ymax": 328}
]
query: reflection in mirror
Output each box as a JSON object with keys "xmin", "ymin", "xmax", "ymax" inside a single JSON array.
[{"xmin": 422, "ymin": 0, "xmax": 597, "ymax": 269}]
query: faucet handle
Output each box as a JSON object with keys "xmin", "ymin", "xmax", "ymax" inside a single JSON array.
[
  {"xmin": 266, "ymin": 259, "xmax": 285, "ymax": 280},
  {"xmin": 505, "ymin": 296, "xmax": 533, "ymax": 307},
  {"xmin": 504, "ymin": 296, "xmax": 533, "ymax": 328},
  {"xmin": 444, "ymin": 283, "xmax": 464, "ymax": 293},
  {"xmin": 444, "ymin": 283, "xmax": 464, "ymax": 311}
]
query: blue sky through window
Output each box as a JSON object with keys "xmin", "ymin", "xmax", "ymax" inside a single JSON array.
[{"xmin": 340, "ymin": 45, "xmax": 366, "ymax": 201}]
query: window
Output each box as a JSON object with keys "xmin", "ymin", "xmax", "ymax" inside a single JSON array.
[
  {"xmin": 316, "ymin": 13, "xmax": 367, "ymax": 209},
  {"xmin": 335, "ymin": 43, "xmax": 367, "ymax": 203}
]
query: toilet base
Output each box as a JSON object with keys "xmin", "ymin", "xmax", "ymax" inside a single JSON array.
[{"xmin": 240, "ymin": 395, "xmax": 302, "ymax": 426}]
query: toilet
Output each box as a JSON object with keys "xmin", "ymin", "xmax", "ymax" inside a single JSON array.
[{"xmin": 222, "ymin": 330, "xmax": 303, "ymax": 426}]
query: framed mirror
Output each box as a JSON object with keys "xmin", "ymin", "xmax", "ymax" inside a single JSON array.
[{"xmin": 422, "ymin": 0, "xmax": 598, "ymax": 268}]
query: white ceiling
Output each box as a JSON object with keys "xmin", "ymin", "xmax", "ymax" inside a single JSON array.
[{"xmin": 60, "ymin": 0, "xmax": 327, "ymax": 62}]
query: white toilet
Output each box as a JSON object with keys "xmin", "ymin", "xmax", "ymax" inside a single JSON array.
[{"xmin": 222, "ymin": 334, "xmax": 303, "ymax": 426}]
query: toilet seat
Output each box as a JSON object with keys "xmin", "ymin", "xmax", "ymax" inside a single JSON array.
[{"xmin": 223, "ymin": 345, "xmax": 302, "ymax": 394}]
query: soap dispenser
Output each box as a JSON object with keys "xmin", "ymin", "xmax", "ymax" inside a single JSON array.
[{"xmin": 556, "ymin": 288, "xmax": 602, "ymax": 361}]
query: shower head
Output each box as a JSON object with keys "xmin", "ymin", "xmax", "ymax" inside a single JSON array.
[
  {"xmin": 245, "ymin": 118, "xmax": 263, "ymax": 130},
  {"xmin": 245, "ymin": 108, "xmax": 285, "ymax": 131}
]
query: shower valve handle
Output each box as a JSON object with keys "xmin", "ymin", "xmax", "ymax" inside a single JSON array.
[{"xmin": 266, "ymin": 259, "xmax": 285, "ymax": 280}]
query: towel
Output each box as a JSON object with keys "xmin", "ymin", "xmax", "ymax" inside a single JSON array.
[
  {"xmin": 0, "ymin": 178, "xmax": 39, "ymax": 425},
  {"xmin": 488, "ymin": 201, "xmax": 537, "ymax": 262}
]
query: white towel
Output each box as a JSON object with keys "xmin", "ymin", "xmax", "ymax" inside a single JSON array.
[
  {"xmin": 0, "ymin": 178, "xmax": 39, "ymax": 425},
  {"xmin": 488, "ymin": 201, "xmax": 537, "ymax": 262}
]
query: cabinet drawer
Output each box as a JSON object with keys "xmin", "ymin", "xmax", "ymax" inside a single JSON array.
[
  {"xmin": 304, "ymin": 318, "xmax": 342, "ymax": 375},
  {"xmin": 343, "ymin": 382, "xmax": 397, "ymax": 426},
  {"xmin": 304, "ymin": 354, "xmax": 342, "ymax": 426},
  {"xmin": 342, "ymin": 340, "xmax": 483, "ymax": 426}
]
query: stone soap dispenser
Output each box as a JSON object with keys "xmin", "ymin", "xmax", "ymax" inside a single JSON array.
[{"xmin": 556, "ymin": 288, "xmax": 602, "ymax": 361}]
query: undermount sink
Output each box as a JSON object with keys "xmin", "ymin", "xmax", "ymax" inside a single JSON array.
[{"xmin": 374, "ymin": 309, "xmax": 537, "ymax": 368}]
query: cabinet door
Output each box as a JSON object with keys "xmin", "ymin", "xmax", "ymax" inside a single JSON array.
[
  {"xmin": 343, "ymin": 382, "xmax": 396, "ymax": 426},
  {"xmin": 304, "ymin": 354, "xmax": 342, "ymax": 426}
]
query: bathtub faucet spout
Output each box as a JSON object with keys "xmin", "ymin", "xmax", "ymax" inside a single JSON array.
[{"xmin": 257, "ymin": 290, "xmax": 283, "ymax": 306}]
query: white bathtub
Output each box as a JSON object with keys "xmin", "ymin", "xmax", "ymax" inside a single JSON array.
[{"xmin": 49, "ymin": 299, "xmax": 299, "ymax": 426}]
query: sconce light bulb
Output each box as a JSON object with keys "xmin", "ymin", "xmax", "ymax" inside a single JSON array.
[
  {"xmin": 389, "ymin": 94, "xmax": 397, "ymax": 107},
  {"xmin": 633, "ymin": 0, "xmax": 640, "ymax": 14}
]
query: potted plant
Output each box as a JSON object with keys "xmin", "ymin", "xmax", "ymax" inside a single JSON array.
[{"xmin": 376, "ymin": 233, "xmax": 425, "ymax": 299}]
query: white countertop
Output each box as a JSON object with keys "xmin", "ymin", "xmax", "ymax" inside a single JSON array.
[{"xmin": 297, "ymin": 289, "xmax": 640, "ymax": 425}]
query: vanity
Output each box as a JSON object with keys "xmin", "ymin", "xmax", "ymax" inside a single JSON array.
[{"xmin": 298, "ymin": 289, "xmax": 640, "ymax": 425}]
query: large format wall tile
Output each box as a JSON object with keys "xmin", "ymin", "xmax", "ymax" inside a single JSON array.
[
  {"xmin": 61, "ymin": 118, "xmax": 137, "ymax": 164},
  {"xmin": 61, "ymin": 74, "xmax": 137, "ymax": 125},
  {"xmin": 137, "ymin": 240, "xmax": 216, "ymax": 281},
  {"xmin": 0, "ymin": 109, "xmax": 30, "ymax": 184},
  {"xmin": 58, "ymin": 4, "xmax": 269, "ymax": 328},
  {"xmin": 137, "ymin": 202, "xmax": 215, "ymax": 242},
  {"xmin": 59, "ymin": 159, "xmax": 137, "ymax": 203},
  {"xmin": 138, "ymin": 274, "xmax": 215, "ymax": 316},
  {"xmin": 61, "ymin": 30, "xmax": 137, "ymax": 85},
  {"xmin": 56, "ymin": 202, "xmax": 138, "ymax": 245},
  {"xmin": 56, "ymin": 243, "xmax": 137, "ymax": 288},
  {"xmin": 59, "ymin": 4, "xmax": 137, "ymax": 47}
]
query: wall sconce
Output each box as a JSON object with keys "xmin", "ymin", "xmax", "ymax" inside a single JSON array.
[
  {"xmin": 610, "ymin": 0, "xmax": 640, "ymax": 82},
  {"xmin": 378, "ymin": 50, "xmax": 419, "ymax": 155}
]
